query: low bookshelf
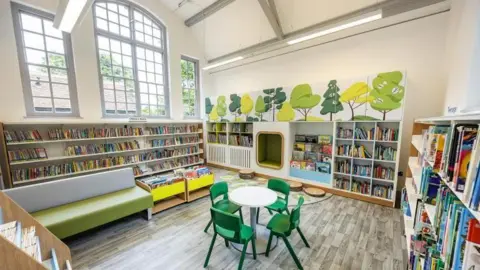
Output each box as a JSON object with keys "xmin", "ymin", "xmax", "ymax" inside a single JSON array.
[{"xmin": 0, "ymin": 121, "xmax": 205, "ymax": 188}]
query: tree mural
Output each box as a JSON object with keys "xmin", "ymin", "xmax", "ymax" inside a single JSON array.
[
  {"xmin": 263, "ymin": 87, "xmax": 286, "ymax": 121},
  {"xmin": 277, "ymin": 102, "xmax": 295, "ymax": 121},
  {"xmin": 216, "ymin": 96, "xmax": 227, "ymax": 121},
  {"xmin": 254, "ymin": 95, "xmax": 266, "ymax": 121},
  {"xmin": 240, "ymin": 94, "xmax": 254, "ymax": 120},
  {"xmin": 290, "ymin": 84, "xmax": 321, "ymax": 121},
  {"xmin": 369, "ymin": 71, "xmax": 405, "ymax": 120},
  {"xmin": 340, "ymin": 82, "xmax": 374, "ymax": 120},
  {"xmin": 205, "ymin": 97, "xmax": 213, "ymax": 115},
  {"xmin": 209, "ymin": 106, "xmax": 219, "ymax": 121},
  {"xmin": 228, "ymin": 94, "xmax": 241, "ymax": 121},
  {"xmin": 320, "ymin": 80, "xmax": 344, "ymax": 121}
]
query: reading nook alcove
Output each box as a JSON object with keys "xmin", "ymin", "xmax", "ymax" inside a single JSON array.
[{"xmin": 256, "ymin": 132, "xmax": 284, "ymax": 170}]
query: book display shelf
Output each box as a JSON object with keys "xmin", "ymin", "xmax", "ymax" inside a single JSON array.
[
  {"xmin": 402, "ymin": 114, "xmax": 480, "ymax": 269},
  {"xmin": 0, "ymin": 121, "xmax": 205, "ymax": 189},
  {"xmin": 332, "ymin": 121, "xmax": 400, "ymax": 203}
]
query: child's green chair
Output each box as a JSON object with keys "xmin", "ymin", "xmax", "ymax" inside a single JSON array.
[
  {"xmin": 204, "ymin": 182, "xmax": 243, "ymax": 233},
  {"xmin": 204, "ymin": 207, "xmax": 257, "ymax": 270},
  {"xmin": 257, "ymin": 178, "xmax": 290, "ymax": 222},
  {"xmin": 265, "ymin": 196, "xmax": 310, "ymax": 270}
]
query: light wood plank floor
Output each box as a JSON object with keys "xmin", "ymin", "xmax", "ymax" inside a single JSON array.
[{"xmin": 66, "ymin": 193, "xmax": 407, "ymax": 270}]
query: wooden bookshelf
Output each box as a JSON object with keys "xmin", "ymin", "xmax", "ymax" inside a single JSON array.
[{"xmin": 0, "ymin": 122, "xmax": 205, "ymax": 188}]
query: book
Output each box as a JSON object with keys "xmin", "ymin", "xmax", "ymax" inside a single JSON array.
[
  {"xmin": 452, "ymin": 207, "xmax": 473, "ymax": 269},
  {"xmin": 290, "ymin": 161, "xmax": 301, "ymax": 169},
  {"xmin": 305, "ymin": 162, "xmax": 316, "ymax": 171},
  {"xmin": 318, "ymin": 135, "xmax": 332, "ymax": 144},
  {"xmin": 292, "ymin": 151, "xmax": 304, "ymax": 161},
  {"xmin": 454, "ymin": 127, "xmax": 477, "ymax": 191},
  {"xmin": 470, "ymin": 164, "xmax": 480, "ymax": 210},
  {"xmin": 465, "ymin": 140, "xmax": 480, "ymax": 204},
  {"xmin": 316, "ymin": 161, "xmax": 331, "ymax": 174},
  {"xmin": 294, "ymin": 143, "xmax": 305, "ymax": 151},
  {"xmin": 463, "ymin": 219, "xmax": 480, "ymax": 269}
]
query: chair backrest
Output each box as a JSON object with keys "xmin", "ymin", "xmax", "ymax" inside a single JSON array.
[
  {"xmin": 289, "ymin": 196, "xmax": 304, "ymax": 231},
  {"xmin": 210, "ymin": 207, "xmax": 242, "ymax": 241},
  {"xmin": 267, "ymin": 178, "xmax": 290, "ymax": 201},
  {"xmin": 209, "ymin": 182, "xmax": 228, "ymax": 205}
]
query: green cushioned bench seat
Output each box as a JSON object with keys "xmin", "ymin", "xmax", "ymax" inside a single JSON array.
[{"xmin": 32, "ymin": 186, "xmax": 153, "ymax": 239}]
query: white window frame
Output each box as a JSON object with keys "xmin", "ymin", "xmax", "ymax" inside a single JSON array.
[
  {"xmin": 93, "ymin": 0, "xmax": 170, "ymax": 118},
  {"xmin": 181, "ymin": 55, "xmax": 200, "ymax": 119},
  {"xmin": 11, "ymin": 2, "xmax": 80, "ymax": 117}
]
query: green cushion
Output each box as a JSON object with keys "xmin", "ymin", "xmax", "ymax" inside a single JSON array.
[
  {"xmin": 267, "ymin": 213, "xmax": 291, "ymax": 235},
  {"xmin": 265, "ymin": 197, "xmax": 287, "ymax": 212},
  {"xmin": 215, "ymin": 224, "xmax": 254, "ymax": 243},
  {"xmin": 214, "ymin": 199, "xmax": 241, "ymax": 214},
  {"xmin": 32, "ymin": 187, "xmax": 153, "ymax": 239}
]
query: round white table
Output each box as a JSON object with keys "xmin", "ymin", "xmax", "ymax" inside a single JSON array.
[{"xmin": 229, "ymin": 186, "xmax": 278, "ymax": 254}]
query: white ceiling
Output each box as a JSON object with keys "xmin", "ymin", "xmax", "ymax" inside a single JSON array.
[{"xmin": 159, "ymin": 0, "xmax": 389, "ymax": 59}]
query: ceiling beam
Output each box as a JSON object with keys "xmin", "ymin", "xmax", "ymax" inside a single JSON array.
[
  {"xmin": 185, "ymin": 0, "xmax": 235, "ymax": 27},
  {"xmin": 257, "ymin": 0, "xmax": 283, "ymax": 40}
]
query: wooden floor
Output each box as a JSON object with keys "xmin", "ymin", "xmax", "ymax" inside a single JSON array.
[{"xmin": 66, "ymin": 194, "xmax": 407, "ymax": 270}]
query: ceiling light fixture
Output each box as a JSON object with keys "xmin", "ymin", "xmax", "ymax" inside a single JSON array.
[
  {"xmin": 53, "ymin": 0, "xmax": 93, "ymax": 33},
  {"xmin": 203, "ymin": 56, "xmax": 244, "ymax": 70},
  {"xmin": 287, "ymin": 11, "xmax": 383, "ymax": 45}
]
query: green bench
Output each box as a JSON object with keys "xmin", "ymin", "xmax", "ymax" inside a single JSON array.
[{"xmin": 5, "ymin": 168, "xmax": 153, "ymax": 239}]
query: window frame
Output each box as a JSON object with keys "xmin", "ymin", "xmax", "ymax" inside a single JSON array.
[
  {"xmin": 93, "ymin": 0, "xmax": 170, "ymax": 118},
  {"xmin": 11, "ymin": 2, "xmax": 80, "ymax": 117},
  {"xmin": 181, "ymin": 55, "xmax": 200, "ymax": 119}
]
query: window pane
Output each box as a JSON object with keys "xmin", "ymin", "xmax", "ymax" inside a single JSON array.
[
  {"xmin": 121, "ymin": 43, "xmax": 131, "ymax": 56},
  {"xmin": 96, "ymin": 6, "xmax": 107, "ymax": 19},
  {"xmin": 145, "ymin": 50, "xmax": 153, "ymax": 61},
  {"xmin": 112, "ymin": 53, "xmax": 122, "ymax": 65},
  {"xmin": 145, "ymin": 35, "xmax": 153, "ymax": 46},
  {"xmin": 158, "ymin": 96, "xmax": 164, "ymax": 105},
  {"xmin": 114, "ymin": 78, "xmax": 125, "ymax": 90},
  {"xmin": 137, "ymin": 47, "xmax": 145, "ymax": 59},
  {"xmin": 43, "ymin": 20, "xmax": 62, "ymax": 38},
  {"xmin": 115, "ymin": 91, "xmax": 126, "ymax": 103},
  {"xmin": 148, "ymin": 83, "xmax": 156, "ymax": 94},
  {"xmin": 122, "ymin": 55, "xmax": 132, "ymax": 67},
  {"xmin": 134, "ymin": 11, "xmax": 143, "ymax": 22},
  {"xmin": 153, "ymin": 38, "xmax": 161, "ymax": 48},
  {"xmin": 157, "ymin": 85, "xmax": 164, "ymax": 95},
  {"xmin": 28, "ymin": 65, "xmax": 48, "ymax": 81},
  {"xmin": 146, "ymin": 61, "xmax": 154, "ymax": 72},
  {"xmin": 108, "ymin": 11, "xmax": 119, "ymax": 23},
  {"xmin": 48, "ymin": 53, "xmax": 66, "ymax": 68},
  {"xmin": 103, "ymin": 76, "xmax": 114, "ymax": 89},
  {"xmin": 21, "ymin": 13, "xmax": 42, "ymax": 33},
  {"xmin": 26, "ymin": 48, "xmax": 47, "ymax": 65},
  {"xmin": 109, "ymin": 22, "xmax": 119, "ymax": 35},
  {"xmin": 107, "ymin": 3, "xmax": 118, "ymax": 12},
  {"xmin": 50, "ymin": 68, "xmax": 68, "ymax": 83},
  {"xmin": 120, "ymin": 26, "xmax": 130, "ymax": 37},
  {"xmin": 52, "ymin": 83, "xmax": 69, "ymax": 98},
  {"xmin": 124, "ymin": 68, "xmax": 133, "ymax": 79},
  {"xmin": 54, "ymin": 99, "xmax": 71, "ymax": 112},
  {"xmin": 98, "ymin": 36, "xmax": 109, "ymax": 50},
  {"xmin": 23, "ymin": 31, "xmax": 44, "ymax": 50},
  {"xmin": 153, "ymin": 28, "xmax": 160, "ymax": 37},
  {"xmin": 135, "ymin": 31, "xmax": 144, "ymax": 42},
  {"xmin": 117, "ymin": 103, "xmax": 127, "ymax": 114},
  {"xmin": 126, "ymin": 92, "xmax": 135, "ymax": 103},
  {"xmin": 137, "ymin": 59, "xmax": 146, "ymax": 71},
  {"xmin": 139, "ymin": 82, "xmax": 148, "ymax": 93},
  {"xmin": 31, "ymin": 81, "xmax": 50, "ymax": 97},
  {"xmin": 119, "ymin": 6, "xmax": 129, "ymax": 16},
  {"xmin": 97, "ymin": 18, "xmax": 108, "ymax": 31},
  {"xmin": 105, "ymin": 102, "xmax": 115, "ymax": 113},
  {"xmin": 104, "ymin": 89, "xmax": 115, "ymax": 102},
  {"xmin": 45, "ymin": 37, "xmax": 64, "ymax": 54},
  {"xmin": 126, "ymin": 80, "xmax": 135, "ymax": 91},
  {"xmin": 140, "ymin": 94, "xmax": 148, "ymax": 104},
  {"xmin": 33, "ymin": 97, "xmax": 53, "ymax": 112},
  {"xmin": 127, "ymin": 103, "xmax": 136, "ymax": 113},
  {"xmin": 110, "ymin": 39, "xmax": 121, "ymax": 53}
]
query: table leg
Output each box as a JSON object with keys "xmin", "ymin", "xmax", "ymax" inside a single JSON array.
[{"xmin": 250, "ymin": 207, "xmax": 258, "ymax": 235}]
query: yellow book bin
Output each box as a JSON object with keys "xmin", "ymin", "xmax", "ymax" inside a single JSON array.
[
  {"xmin": 151, "ymin": 180, "xmax": 186, "ymax": 202},
  {"xmin": 187, "ymin": 174, "xmax": 215, "ymax": 202}
]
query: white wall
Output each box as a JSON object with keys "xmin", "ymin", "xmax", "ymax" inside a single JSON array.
[
  {"xmin": 0, "ymin": 0, "xmax": 206, "ymax": 122},
  {"xmin": 205, "ymin": 13, "xmax": 449, "ymax": 189}
]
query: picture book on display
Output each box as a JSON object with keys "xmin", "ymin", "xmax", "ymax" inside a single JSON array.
[
  {"xmin": 453, "ymin": 126, "xmax": 477, "ymax": 192},
  {"xmin": 463, "ymin": 219, "xmax": 480, "ymax": 269},
  {"xmin": 291, "ymin": 134, "xmax": 332, "ymax": 174}
]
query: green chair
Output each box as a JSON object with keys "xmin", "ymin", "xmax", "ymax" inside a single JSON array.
[
  {"xmin": 204, "ymin": 207, "xmax": 257, "ymax": 270},
  {"xmin": 204, "ymin": 182, "xmax": 243, "ymax": 233},
  {"xmin": 265, "ymin": 196, "xmax": 310, "ymax": 270},
  {"xmin": 257, "ymin": 178, "xmax": 290, "ymax": 222}
]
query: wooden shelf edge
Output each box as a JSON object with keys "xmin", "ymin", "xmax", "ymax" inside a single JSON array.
[
  {"xmin": 187, "ymin": 187, "xmax": 211, "ymax": 202},
  {"xmin": 152, "ymin": 196, "xmax": 187, "ymax": 214}
]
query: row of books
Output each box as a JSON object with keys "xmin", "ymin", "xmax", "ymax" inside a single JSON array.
[
  {"xmin": 176, "ymin": 166, "xmax": 211, "ymax": 180},
  {"xmin": 336, "ymin": 144, "xmax": 352, "ymax": 157},
  {"xmin": 207, "ymin": 134, "xmax": 217, "ymax": 143},
  {"xmin": 374, "ymin": 145, "xmax": 397, "ymax": 161},
  {"xmin": 229, "ymin": 135, "xmax": 253, "ymax": 147},
  {"xmin": 337, "ymin": 127, "xmax": 353, "ymax": 139},
  {"xmin": 0, "ymin": 221, "xmax": 41, "ymax": 263},
  {"xmin": 147, "ymin": 125, "xmax": 199, "ymax": 135},
  {"xmin": 294, "ymin": 142, "xmax": 332, "ymax": 156},
  {"xmin": 352, "ymin": 179, "xmax": 370, "ymax": 195},
  {"xmin": 372, "ymin": 184, "xmax": 393, "ymax": 199},
  {"xmin": 355, "ymin": 127, "xmax": 375, "ymax": 140},
  {"xmin": 292, "ymin": 151, "xmax": 331, "ymax": 163},
  {"xmin": 138, "ymin": 173, "xmax": 184, "ymax": 189},
  {"xmin": 373, "ymin": 165, "xmax": 395, "ymax": 180},
  {"xmin": 8, "ymin": 148, "xmax": 47, "ymax": 162},
  {"xmin": 4, "ymin": 130, "xmax": 42, "ymax": 142},
  {"xmin": 231, "ymin": 123, "xmax": 253, "ymax": 133},
  {"xmin": 151, "ymin": 136, "xmax": 199, "ymax": 147},
  {"xmin": 290, "ymin": 160, "xmax": 331, "ymax": 174},
  {"xmin": 134, "ymin": 156, "xmax": 201, "ymax": 177},
  {"xmin": 351, "ymin": 145, "xmax": 372, "ymax": 159},
  {"xmin": 375, "ymin": 127, "xmax": 398, "ymax": 141},
  {"xmin": 48, "ymin": 127, "xmax": 144, "ymax": 140},
  {"xmin": 12, "ymin": 149, "xmax": 200, "ymax": 181},
  {"xmin": 336, "ymin": 160, "xmax": 351, "ymax": 174},
  {"xmin": 295, "ymin": 135, "xmax": 332, "ymax": 144},
  {"xmin": 218, "ymin": 134, "xmax": 227, "ymax": 144},
  {"xmin": 210, "ymin": 124, "xmax": 226, "ymax": 132},
  {"xmin": 65, "ymin": 141, "xmax": 141, "ymax": 156},
  {"xmin": 353, "ymin": 164, "xmax": 371, "ymax": 177},
  {"xmin": 334, "ymin": 177, "xmax": 350, "ymax": 190}
]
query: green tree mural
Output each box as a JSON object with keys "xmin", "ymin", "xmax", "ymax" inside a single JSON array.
[
  {"xmin": 228, "ymin": 94, "xmax": 241, "ymax": 121},
  {"xmin": 320, "ymin": 80, "xmax": 344, "ymax": 121},
  {"xmin": 340, "ymin": 82, "xmax": 374, "ymax": 120},
  {"xmin": 240, "ymin": 94, "xmax": 254, "ymax": 119},
  {"xmin": 263, "ymin": 87, "xmax": 286, "ymax": 121},
  {"xmin": 255, "ymin": 95, "xmax": 266, "ymax": 121},
  {"xmin": 290, "ymin": 84, "xmax": 321, "ymax": 121},
  {"xmin": 277, "ymin": 102, "xmax": 295, "ymax": 121},
  {"xmin": 369, "ymin": 71, "xmax": 405, "ymax": 120},
  {"xmin": 205, "ymin": 97, "xmax": 213, "ymax": 115},
  {"xmin": 216, "ymin": 96, "xmax": 227, "ymax": 121}
]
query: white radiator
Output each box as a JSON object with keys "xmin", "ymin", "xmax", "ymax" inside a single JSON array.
[
  {"xmin": 207, "ymin": 144, "xmax": 227, "ymax": 164},
  {"xmin": 229, "ymin": 146, "xmax": 252, "ymax": 169}
]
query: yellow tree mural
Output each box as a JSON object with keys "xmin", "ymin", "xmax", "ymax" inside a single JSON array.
[
  {"xmin": 240, "ymin": 94, "xmax": 254, "ymax": 120},
  {"xmin": 340, "ymin": 82, "xmax": 374, "ymax": 120},
  {"xmin": 276, "ymin": 102, "xmax": 295, "ymax": 121}
]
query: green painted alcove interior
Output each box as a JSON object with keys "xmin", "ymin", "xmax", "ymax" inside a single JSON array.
[{"xmin": 257, "ymin": 133, "xmax": 283, "ymax": 169}]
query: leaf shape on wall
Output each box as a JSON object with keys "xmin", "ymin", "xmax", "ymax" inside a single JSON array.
[
  {"xmin": 339, "ymin": 82, "xmax": 372, "ymax": 103},
  {"xmin": 276, "ymin": 102, "xmax": 295, "ymax": 121},
  {"xmin": 240, "ymin": 94, "xmax": 254, "ymax": 114},
  {"xmin": 372, "ymin": 71, "xmax": 405, "ymax": 103},
  {"xmin": 290, "ymin": 84, "xmax": 321, "ymax": 109}
]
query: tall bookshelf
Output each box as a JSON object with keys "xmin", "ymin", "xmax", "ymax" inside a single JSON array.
[{"xmin": 0, "ymin": 121, "xmax": 205, "ymax": 188}]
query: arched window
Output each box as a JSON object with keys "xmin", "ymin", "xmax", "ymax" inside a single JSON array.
[{"xmin": 93, "ymin": 1, "xmax": 169, "ymax": 117}]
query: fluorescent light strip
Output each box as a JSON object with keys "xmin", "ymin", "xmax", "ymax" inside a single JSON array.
[
  {"xmin": 203, "ymin": 56, "xmax": 244, "ymax": 70},
  {"xmin": 58, "ymin": 0, "xmax": 88, "ymax": 32},
  {"xmin": 287, "ymin": 12, "xmax": 383, "ymax": 45}
]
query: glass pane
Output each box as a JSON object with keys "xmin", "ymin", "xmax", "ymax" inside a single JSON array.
[
  {"xmin": 126, "ymin": 80, "xmax": 135, "ymax": 91},
  {"xmin": 45, "ymin": 37, "xmax": 64, "ymax": 54},
  {"xmin": 113, "ymin": 66, "xmax": 123, "ymax": 77},
  {"xmin": 140, "ymin": 94, "xmax": 148, "ymax": 104},
  {"xmin": 146, "ymin": 61, "xmax": 154, "ymax": 72},
  {"xmin": 117, "ymin": 103, "xmax": 126, "ymax": 114},
  {"xmin": 97, "ymin": 3, "xmax": 106, "ymax": 8},
  {"xmin": 96, "ymin": 18, "xmax": 108, "ymax": 31},
  {"xmin": 112, "ymin": 53, "xmax": 122, "ymax": 66},
  {"xmin": 153, "ymin": 38, "xmax": 161, "ymax": 48},
  {"xmin": 108, "ymin": 11, "xmax": 119, "ymax": 23},
  {"xmin": 138, "ymin": 71, "xmax": 146, "ymax": 81},
  {"xmin": 135, "ymin": 31, "xmax": 144, "ymax": 42},
  {"xmin": 145, "ymin": 35, "xmax": 153, "ymax": 46},
  {"xmin": 25, "ymin": 49, "xmax": 47, "ymax": 65},
  {"xmin": 115, "ymin": 91, "xmax": 126, "ymax": 103},
  {"xmin": 147, "ymin": 72, "xmax": 155, "ymax": 83},
  {"xmin": 155, "ymin": 63, "xmax": 162, "ymax": 74},
  {"xmin": 28, "ymin": 65, "xmax": 48, "ymax": 81},
  {"xmin": 107, "ymin": 3, "xmax": 118, "ymax": 12},
  {"xmin": 119, "ymin": 15, "xmax": 129, "ymax": 27},
  {"xmin": 43, "ymin": 20, "xmax": 62, "ymax": 38},
  {"xmin": 23, "ymin": 31, "xmax": 44, "ymax": 50},
  {"xmin": 122, "ymin": 55, "xmax": 132, "ymax": 67},
  {"xmin": 145, "ymin": 50, "xmax": 154, "ymax": 61},
  {"xmin": 114, "ymin": 78, "xmax": 125, "ymax": 90},
  {"xmin": 103, "ymin": 76, "xmax": 114, "ymax": 89},
  {"xmin": 124, "ymin": 68, "xmax": 133, "ymax": 79},
  {"xmin": 141, "ymin": 105, "xmax": 149, "ymax": 115},
  {"xmin": 126, "ymin": 92, "xmax": 135, "ymax": 103},
  {"xmin": 136, "ymin": 47, "xmax": 145, "ymax": 59},
  {"xmin": 99, "ymin": 53, "xmax": 112, "ymax": 76},
  {"xmin": 104, "ymin": 89, "xmax": 115, "ymax": 102},
  {"xmin": 144, "ymin": 25, "xmax": 152, "ymax": 36},
  {"xmin": 109, "ymin": 22, "xmax": 120, "ymax": 35},
  {"xmin": 137, "ymin": 59, "xmax": 146, "ymax": 71},
  {"xmin": 98, "ymin": 36, "xmax": 109, "ymax": 50},
  {"xmin": 120, "ymin": 27, "xmax": 130, "ymax": 38},
  {"xmin": 21, "ymin": 13, "xmax": 42, "ymax": 33},
  {"xmin": 155, "ymin": 74, "xmax": 163, "ymax": 84},
  {"xmin": 48, "ymin": 53, "xmax": 66, "ymax": 68},
  {"xmin": 50, "ymin": 68, "xmax": 68, "ymax": 83},
  {"xmin": 119, "ymin": 5, "xmax": 129, "ymax": 16},
  {"xmin": 148, "ymin": 83, "xmax": 156, "ymax": 94},
  {"xmin": 110, "ymin": 39, "xmax": 121, "ymax": 53},
  {"xmin": 158, "ymin": 106, "xmax": 165, "ymax": 116},
  {"xmin": 153, "ymin": 28, "xmax": 161, "ymax": 38},
  {"xmin": 158, "ymin": 95, "xmax": 164, "ymax": 105},
  {"xmin": 149, "ymin": 94, "xmax": 156, "ymax": 105},
  {"xmin": 156, "ymin": 85, "xmax": 164, "ymax": 95},
  {"xmin": 33, "ymin": 97, "xmax": 53, "ymax": 112},
  {"xmin": 54, "ymin": 99, "xmax": 71, "ymax": 112},
  {"xmin": 105, "ymin": 102, "xmax": 116, "ymax": 113},
  {"xmin": 95, "ymin": 6, "xmax": 107, "ymax": 19},
  {"xmin": 127, "ymin": 103, "xmax": 136, "ymax": 113},
  {"xmin": 139, "ymin": 82, "xmax": 148, "ymax": 93},
  {"xmin": 121, "ymin": 43, "xmax": 131, "ymax": 56},
  {"xmin": 134, "ymin": 11, "xmax": 143, "ymax": 22},
  {"xmin": 154, "ymin": 52, "xmax": 162, "ymax": 63},
  {"xmin": 134, "ymin": 22, "xmax": 143, "ymax": 32},
  {"xmin": 30, "ymin": 81, "xmax": 50, "ymax": 97},
  {"xmin": 144, "ymin": 17, "xmax": 152, "ymax": 26},
  {"xmin": 52, "ymin": 83, "xmax": 69, "ymax": 98}
]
